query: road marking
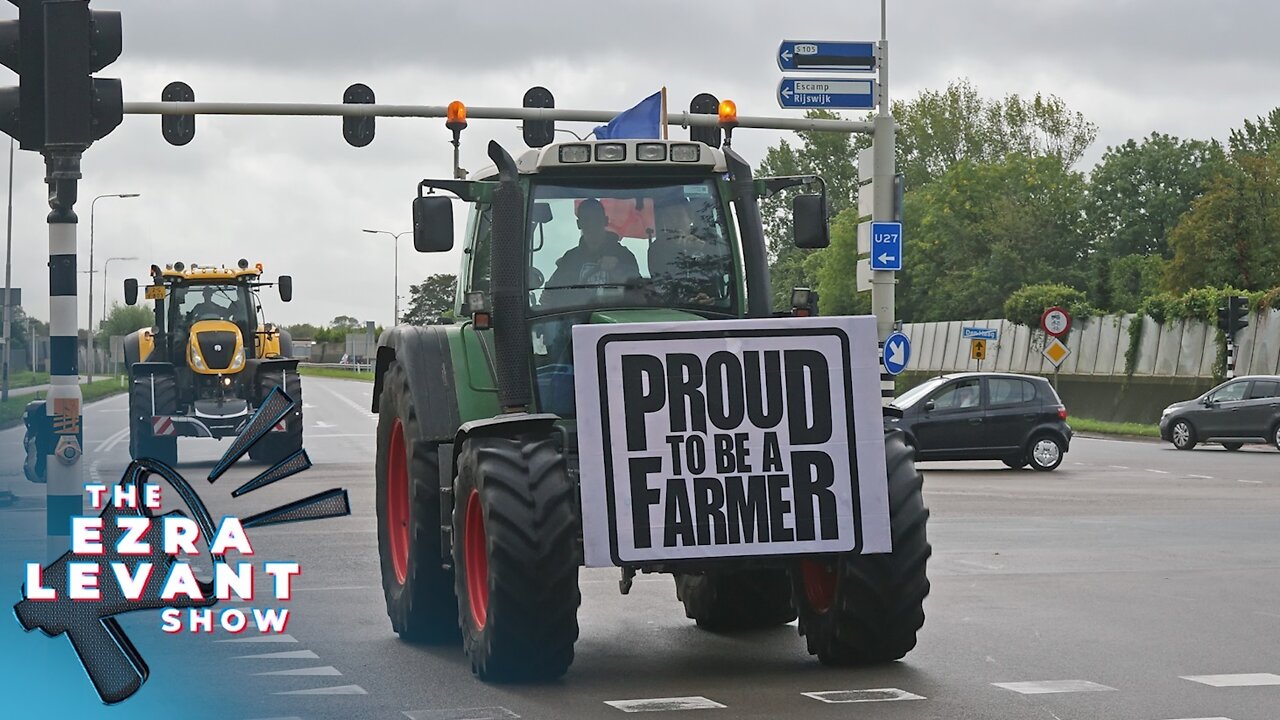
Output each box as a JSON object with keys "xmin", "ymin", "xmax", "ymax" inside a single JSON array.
[
  {"xmin": 234, "ymin": 650, "xmax": 320, "ymax": 660},
  {"xmin": 1109, "ymin": 465, "xmax": 1130, "ymax": 470},
  {"xmin": 274, "ymin": 684, "xmax": 367, "ymax": 696},
  {"xmin": 217, "ymin": 634, "xmax": 299, "ymax": 643},
  {"xmin": 255, "ymin": 666, "xmax": 342, "ymax": 677},
  {"xmin": 1188, "ymin": 474, "xmax": 1214, "ymax": 479},
  {"xmin": 992, "ymin": 680, "xmax": 1116, "ymax": 694},
  {"xmin": 1182, "ymin": 673, "xmax": 1280, "ymax": 687},
  {"xmin": 1237, "ymin": 479, "xmax": 1263, "ymax": 484},
  {"xmin": 97, "ymin": 426, "xmax": 130, "ymax": 454},
  {"xmin": 1158, "ymin": 717, "xmax": 1233, "ymax": 720},
  {"xmin": 605, "ymin": 697, "xmax": 726, "ymax": 712},
  {"xmin": 318, "ymin": 384, "xmax": 377, "ymax": 420},
  {"xmin": 404, "ymin": 708, "xmax": 521, "ymax": 720},
  {"xmin": 1146, "ymin": 469, "xmax": 1170, "ymax": 474},
  {"xmin": 803, "ymin": 688, "xmax": 924, "ymax": 703}
]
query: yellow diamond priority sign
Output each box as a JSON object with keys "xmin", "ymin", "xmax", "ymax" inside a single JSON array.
[{"xmin": 1042, "ymin": 336, "xmax": 1070, "ymax": 367}]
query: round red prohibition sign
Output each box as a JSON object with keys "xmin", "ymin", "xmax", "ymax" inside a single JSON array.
[{"xmin": 1041, "ymin": 306, "xmax": 1071, "ymax": 337}]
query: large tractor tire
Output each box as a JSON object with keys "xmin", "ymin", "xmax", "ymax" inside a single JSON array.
[
  {"xmin": 375, "ymin": 361, "xmax": 458, "ymax": 642},
  {"xmin": 453, "ymin": 432, "xmax": 580, "ymax": 681},
  {"xmin": 128, "ymin": 373, "xmax": 178, "ymax": 467},
  {"xmin": 674, "ymin": 569, "xmax": 796, "ymax": 631},
  {"xmin": 249, "ymin": 366, "xmax": 304, "ymax": 464},
  {"xmin": 793, "ymin": 429, "xmax": 930, "ymax": 665}
]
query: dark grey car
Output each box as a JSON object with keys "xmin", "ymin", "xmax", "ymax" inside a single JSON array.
[
  {"xmin": 1158, "ymin": 375, "xmax": 1280, "ymax": 451},
  {"xmin": 885, "ymin": 372, "xmax": 1073, "ymax": 471}
]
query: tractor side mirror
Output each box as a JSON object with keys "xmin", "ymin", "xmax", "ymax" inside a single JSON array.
[
  {"xmin": 413, "ymin": 196, "xmax": 454, "ymax": 252},
  {"xmin": 124, "ymin": 278, "xmax": 138, "ymax": 306},
  {"xmin": 793, "ymin": 194, "xmax": 830, "ymax": 249},
  {"xmin": 278, "ymin": 275, "xmax": 293, "ymax": 302},
  {"xmin": 530, "ymin": 202, "xmax": 553, "ymax": 225}
]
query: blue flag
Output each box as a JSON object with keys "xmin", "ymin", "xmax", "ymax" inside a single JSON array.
[{"xmin": 593, "ymin": 89, "xmax": 665, "ymax": 140}]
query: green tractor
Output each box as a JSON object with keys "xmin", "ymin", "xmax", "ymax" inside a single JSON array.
[{"xmin": 371, "ymin": 121, "xmax": 930, "ymax": 680}]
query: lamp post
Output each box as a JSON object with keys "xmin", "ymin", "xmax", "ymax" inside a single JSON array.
[
  {"xmin": 362, "ymin": 229, "xmax": 411, "ymax": 325},
  {"xmin": 87, "ymin": 193, "xmax": 140, "ymax": 382}
]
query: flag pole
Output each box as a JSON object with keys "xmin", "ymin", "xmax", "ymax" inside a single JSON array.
[{"xmin": 661, "ymin": 86, "xmax": 668, "ymax": 139}]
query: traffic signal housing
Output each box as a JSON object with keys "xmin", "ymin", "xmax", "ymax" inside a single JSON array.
[
  {"xmin": 41, "ymin": 0, "xmax": 122, "ymax": 148},
  {"xmin": 0, "ymin": 0, "xmax": 46, "ymax": 150},
  {"xmin": 1217, "ymin": 295, "xmax": 1250, "ymax": 338}
]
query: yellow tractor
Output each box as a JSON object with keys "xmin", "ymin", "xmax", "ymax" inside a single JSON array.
[{"xmin": 122, "ymin": 259, "xmax": 302, "ymax": 465}]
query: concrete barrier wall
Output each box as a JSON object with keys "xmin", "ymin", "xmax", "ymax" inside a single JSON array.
[{"xmin": 902, "ymin": 309, "xmax": 1280, "ymax": 381}]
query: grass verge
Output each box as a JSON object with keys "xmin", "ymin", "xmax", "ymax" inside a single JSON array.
[
  {"xmin": 298, "ymin": 365, "xmax": 374, "ymax": 382},
  {"xmin": 5, "ymin": 371, "xmax": 50, "ymax": 389},
  {"xmin": 0, "ymin": 376, "xmax": 129, "ymax": 430},
  {"xmin": 1069, "ymin": 416, "xmax": 1160, "ymax": 438}
]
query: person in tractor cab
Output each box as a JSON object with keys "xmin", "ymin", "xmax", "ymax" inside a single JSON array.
[
  {"xmin": 542, "ymin": 198, "xmax": 640, "ymax": 306},
  {"xmin": 648, "ymin": 197, "xmax": 722, "ymax": 305},
  {"xmin": 187, "ymin": 287, "xmax": 229, "ymax": 322}
]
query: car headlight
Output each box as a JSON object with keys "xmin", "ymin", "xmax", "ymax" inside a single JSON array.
[{"xmin": 1160, "ymin": 406, "xmax": 1172, "ymax": 417}]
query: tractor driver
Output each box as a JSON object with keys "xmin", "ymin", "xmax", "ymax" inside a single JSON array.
[
  {"xmin": 187, "ymin": 287, "xmax": 229, "ymax": 322},
  {"xmin": 542, "ymin": 198, "xmax": 640, "ymax": 306}
]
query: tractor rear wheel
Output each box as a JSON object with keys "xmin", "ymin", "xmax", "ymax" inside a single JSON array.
[
  {"xmin": 453, "ymin": 432, "xmax": 580, "ymax": 680},
  {"xmin": 128, "ymin": 375, "xmax": 177, "ymax": 467},
  {"xmin": 675, "ymin": 569, "xmax": 796, "ymax": 631},
  {"xmin": 375, "ymin": 361, "xmax": 458, "ymax": 642},
  {"xmin": 793, "ymin": 429, "xmax": 930, "ymax": 665}
]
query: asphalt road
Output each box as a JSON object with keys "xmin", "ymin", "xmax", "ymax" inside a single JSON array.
[{"xmin": 2, "ymin": 376, "xmax": 1279, "ymax": 719}]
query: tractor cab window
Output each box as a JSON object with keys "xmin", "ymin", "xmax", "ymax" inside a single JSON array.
[
  {"xmin": 528, "ymin": 180, "xmax": 735, "ymax": 313},
  {"xmin": 171, "ymin": 284, "xmax": 253, "ymax": 335}
]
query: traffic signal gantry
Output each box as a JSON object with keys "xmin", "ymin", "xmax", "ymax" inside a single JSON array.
[{"xmin": 0, "ymin": 0, "xmax": 124, "ymax": 559}]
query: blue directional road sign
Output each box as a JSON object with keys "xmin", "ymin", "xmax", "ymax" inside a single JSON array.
[
  {"xmin": 777, "ymin": 77, "xmax": 877, "ymax": 110},
  {"xmin": 882, "ymin": 331, "xmax": 911, "ymax": 375},
  {"xmin": 777, "ymin": 40, "xmax": 877, "ymax": 72},
  {"xmin": 869, "ymin": 221, "xmax": 902, "ymax": 271},
  {"xmin": 961, "ymin": 327, "xmax": 999, "ymax": 340}
]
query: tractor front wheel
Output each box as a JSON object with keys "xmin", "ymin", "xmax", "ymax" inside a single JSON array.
[
  {"xmin": 793, "ymin": 430, "xmax": 930, "ymax": 664},
  {"xmin": 453, "ymin": 432, "xmax": 580, "ymax": 681}
]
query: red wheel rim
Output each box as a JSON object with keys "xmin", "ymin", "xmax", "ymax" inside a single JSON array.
[
  {"xmin": 386, "ymin": 418, "xmax": 410, "ymax": 586},
  {"xmin": 800, "ymin": 560, "xmax": 836, "ymax": 614},
  {"xmin": 464, "ymin": 488, "xmax": 489, "ymax": 630}
]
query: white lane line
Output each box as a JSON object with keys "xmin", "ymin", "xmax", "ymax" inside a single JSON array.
[
  {"xmin": 274, "ymin": 684, "xmax": 367, "ymax": 696},
  {"xmin": 992, "ymin": 680, "xmax": 1116, "ymax": 694},
  {"xmin": 404, "ymin": 708, "xmax": 521, "ymax": 720},
  {"xmin": 605, "ymin": 697, "xmax": 726, "ymax": 712},
  {"xmin": 1158, "ymin": 717, "xmax": 1233, "ymax": 720},
  {"xmin": 233, "ymin": 650, "xmax": 320, "ymax": 660},
  {"xmin": 803, "ymin": 688, "xmax": 925, "ymax": 703},
  {"xmin": 1109, "ymin": 465, "xmax": 1129, "ymax": 470},
  {"xmin": 97, "ymin": 426, "xmax": 130, "ymax": 454},
  {"xmin": 1238, "ymin": 479, "xmax": 1263, "ymax": 484},
  {"xmin": 1182, "ymin": 673, "xmax": 1280, "ymax": 687},
  {"xmin": 1188, "ymin": 474, "xmax": 1214, "ymax": 479},
  {"xmin": 255, "ymin": 666, "xmax": 342, "ymax": 677},
  {"xmin": 216, "ymin": 634, "xmax": 298, "ymax": 643},
  {"xmin": 317, "ymin": 384, "xmax": 378, "ymax": 420},
  {"xmin": 1146, "ymin": 468, "xmax": 1170, "ymax": 474}
]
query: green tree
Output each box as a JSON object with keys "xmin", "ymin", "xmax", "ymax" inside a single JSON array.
[
  {"xmin": 97, "ymin": 303, "xmax": 153, "ymax": 345},
  {"xmin": 329, "ymin": 315, "xmax": 361, "ymax": 330},
  {"xmin": 1164, "ymin": 151, "xmax": 1280, "ymax": 292},
  {"xmin": 813, "ymin": 208, "xmax": 871, "ymax": 316},
  {"xmin": 402, "ymin": 273, "xmax": 457, "ymax": 325},
  {"xmin": 1085, "ymin": 132, "xmax": 1225, "ymax": 260},
  {"xmin": 1002, "ymin": 283, "xmax": 1094, "ymax": 328},
  {"xmin": 1228, "ymin": 107, "xmax": 1280, "ymax": 156},
  {"xmin": 897, "ymin": 154, "xmax": 1091, "ymax": 322},
  {"xmin": 283, "ymin": 323, "xmax": 321, "ymax": 340},
  {"xmin": 1103, "ymin": 254, "xmax": 1168, "ymax": 313}
]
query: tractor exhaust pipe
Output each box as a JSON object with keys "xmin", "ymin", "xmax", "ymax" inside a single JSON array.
[{"xmin": 486, "ymin": 140, "xmax": 534, "ymax": 412}]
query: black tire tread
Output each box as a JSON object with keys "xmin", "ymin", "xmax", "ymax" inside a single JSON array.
[
  {"xmin": 794, "ymin": 430, "xmax": 930, "ymax": 665},
  {"xmin": 128, "ymin": 373, "xmax": 178, "ymax": 466},
  {"xmin": 453, "ymin": 433, "xmax": 581, "ymax": 681},
  {"xmin": 375, "ymin": 361, "xmax": 458, "ymax": 642}
]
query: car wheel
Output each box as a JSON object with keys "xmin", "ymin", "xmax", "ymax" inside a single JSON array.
[
  {"xmin": 1222, "ymin": 442, "xmax": 1243, "ymax": 451},
  {"xmin": 1027, "ymin": 435, "xmax": 1064, "ymax": 471},
  {"xmin": 1273, "ymin": 423, "xmax": 1280, "ymax": 451},
  {"xmin": 1170, "ymin": 420, "xmax": 1197, "ymax": 451}
]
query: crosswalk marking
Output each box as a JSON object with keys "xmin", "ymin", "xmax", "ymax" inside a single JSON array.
[
  {"xmin": 605, "ymin": 697, "xmax": 726, "ymax": 712},
  {"xmin": 992, "ymin": 680, "xmax": 1116, "ymax": 694},
  {"xmin": 274, "ymin": 684, "xmax": 368, "ymax": 695},
  {"xmin": 803, "ymin": 688, "xmax": 924, "ymax": 703},
  {"xmin": 1182, "ymin": 673, "xmax": 1280, "ymax": 687}
]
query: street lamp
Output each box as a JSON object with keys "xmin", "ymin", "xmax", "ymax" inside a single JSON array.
[
  {"xmin": 102, "ymin": 256, "xmax": 138, "ymax": 318},
  {"xmin": 362, "ymin": 229, "xmax": 411, "ymax": 325},
  {"xmin": 88, "ymin": 192, "xmax": 140, "ymax": 382}
]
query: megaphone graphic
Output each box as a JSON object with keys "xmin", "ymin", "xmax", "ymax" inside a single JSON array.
[{"xmin": 13, "ymin": 387, "xmax": 350, "ymax": 705}]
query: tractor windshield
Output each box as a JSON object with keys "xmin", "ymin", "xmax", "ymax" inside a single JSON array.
[
  {"xmin": 528, "ymin": 180, "xmax": 736, "ymax": 314},
  {"xmin": 170, "ymin": 283, "xmax": 252, "ymax": 328}
]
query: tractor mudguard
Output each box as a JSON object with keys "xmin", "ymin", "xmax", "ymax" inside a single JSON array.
[
  {"xmin": 130, "ymin": 363, "xmax": 179, "ymax": 417},
  {"xmin": 373, "ymin": 325, "xmax": 461, "ymax": 444}
]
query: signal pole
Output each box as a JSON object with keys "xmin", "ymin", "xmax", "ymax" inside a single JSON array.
[{"xmin": 871, "ymin": 0, "xmax": 898, "ymax": 404}]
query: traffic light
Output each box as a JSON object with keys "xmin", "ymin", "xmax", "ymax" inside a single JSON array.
[
  {"xmin": 0, "ymin": 0, "xmax": 46, "ymax": 150},
  {"xmin": 1217, "ymin": 295, "xmax": 1250, "ymax": 338},
  {"xmin": 42, "ymin": 0, "xmax": 122, "ymax": 148}
]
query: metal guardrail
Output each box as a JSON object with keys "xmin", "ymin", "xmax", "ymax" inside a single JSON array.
[{"xmin": 298, "ymin": 361, "xmax": 374, "ymax": 373}]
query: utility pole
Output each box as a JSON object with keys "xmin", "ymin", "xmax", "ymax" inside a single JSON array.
[
  {"xmin": 871, "ymin": 0, "xmax": 898, "ymax": 404},
  {"xmin": 363, "ymin": 228, "xmax": 410, "ymax": 325},
  {"xmin": 87, "ymin": 191, "xmax": 139, "ymax": 382}
]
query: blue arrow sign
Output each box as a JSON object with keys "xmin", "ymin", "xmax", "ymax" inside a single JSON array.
[
  {"xmin": 777, "ymin": 40, "xmax": 877, "ymax": 72},
  {"xmin": 882, "ymin": 331, "xmax": 911, "ymax": 375},
  {"xmin": 777, "ymin": 77, "xmax": 877, "ymax": 110},
  {"xmin": 961, "ymin": 327, "xmax": 999, "ymax": 340},
  {"xmin": 869, "ymin": 221, "xmax": 902, "ymax": 271}
]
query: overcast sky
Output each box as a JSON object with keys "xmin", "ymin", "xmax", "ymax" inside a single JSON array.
[{"xmin": 5, "ymin": 0, "xmax": 1277, "ymax": 329}]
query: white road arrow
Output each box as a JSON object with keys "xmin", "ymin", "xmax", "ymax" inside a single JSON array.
[
  {"xmin": 888, "ymin": 341, "xmax": 905, "ymax": 367},
  {"xmin": 878, "ymin": 252, "xmax": 896, "ymax": 264}
]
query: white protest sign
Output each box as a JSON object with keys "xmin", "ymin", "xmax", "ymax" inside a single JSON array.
[{"xmin": 571, "ymin": 316, "xmax": 891, "ymax": 568}]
